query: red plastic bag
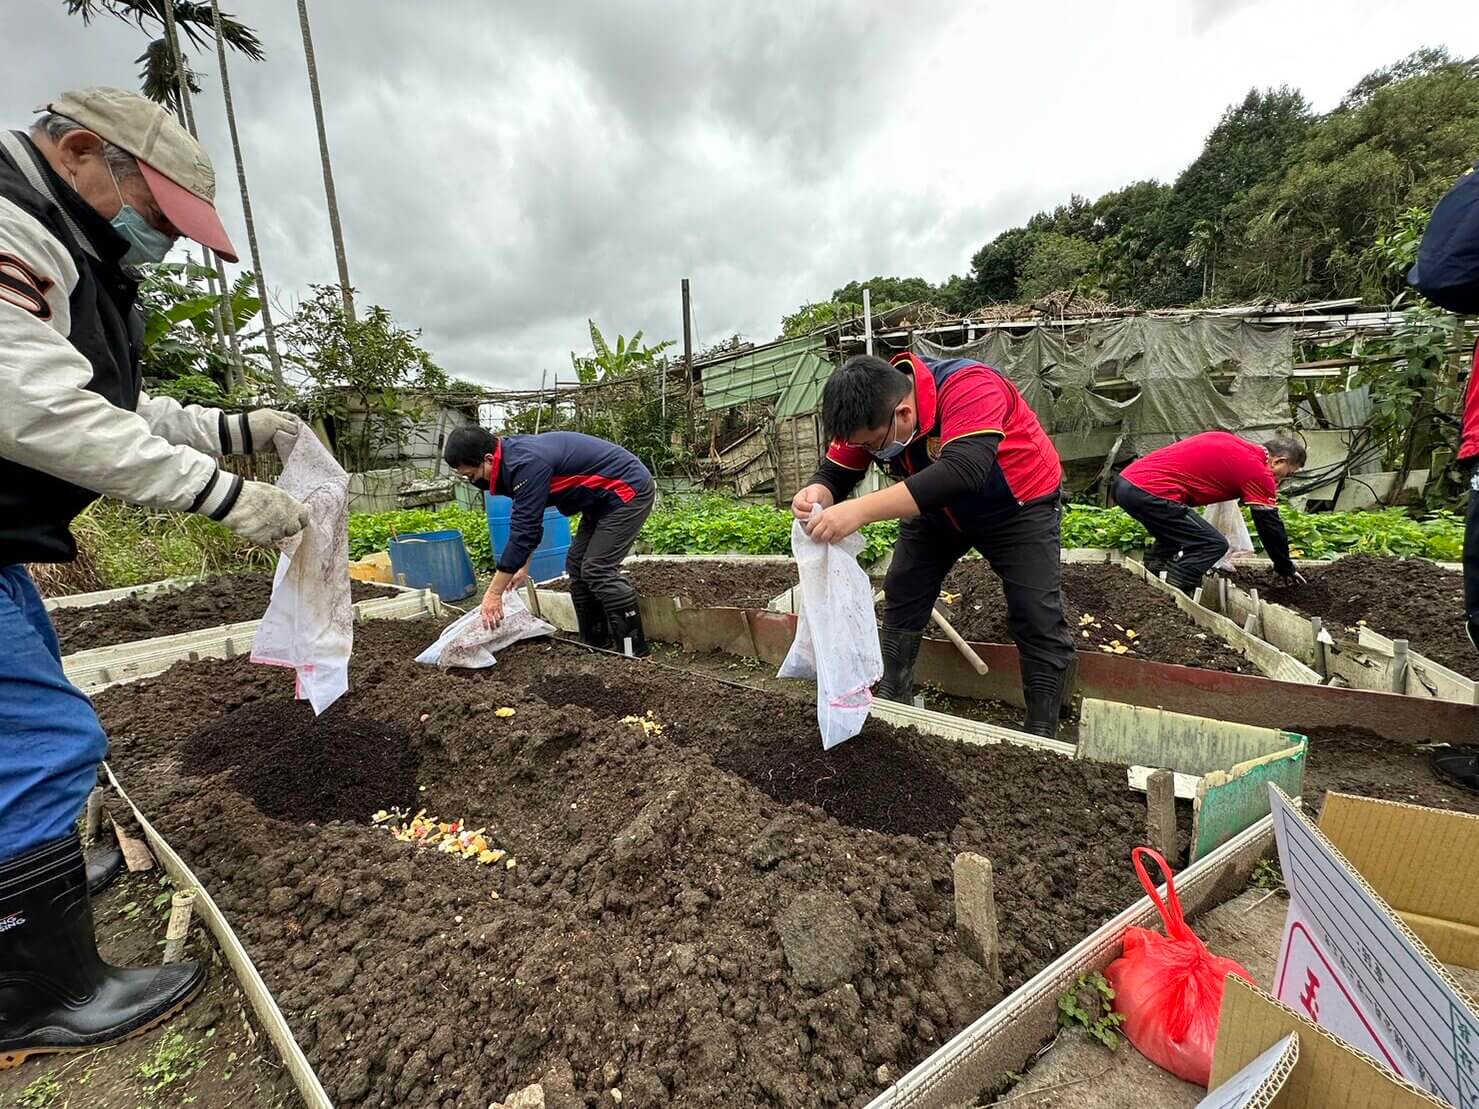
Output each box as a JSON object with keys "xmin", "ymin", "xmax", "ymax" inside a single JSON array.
[{"xmin": 1105, "ymin": 847, "xmax": 1254, "ymax": 1087}]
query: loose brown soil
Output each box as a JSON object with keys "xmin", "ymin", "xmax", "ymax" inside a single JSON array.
[
  {"xmin": 1299, "ymin": 724, "xmax": 1479, "ymax": 816},
  {"xmin": 51, "ymin": 574, "xmax": 392, "ymax": 654},
  {"xmin": 182, "ymin": 700, "xmax": 421, "ymax": 824},
  {"xmin": 97, "ymin": 618, "xmax": 1169, "ymax": 1108},
  {"xmin": 1246, "ymin": 555, "xmax": 1476, "ymax": 678},
  {"xmin": 546, "ymin": 559, "xmax": 799, "ymax": 608},
  {"xmin": 938, "ymin": 562, "xmax": 1252, "ymax": 673}
]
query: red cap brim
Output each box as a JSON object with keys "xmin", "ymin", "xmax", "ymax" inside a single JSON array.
[{"xmin": 138, "ymin": 161, "xmax": 238, "ymax": 263}]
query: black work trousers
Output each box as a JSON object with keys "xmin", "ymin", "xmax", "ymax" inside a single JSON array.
[
  {"xmin": 881, "ymin": 493, "xmax": 1074, "ymax": 671},
  {"xmin": 1113, "ymin": 475, "xmax": 1228, "ymax": 591},
  {"xmin": 564, "ymin": 484, "xmax": 656, "ymax": 609}
]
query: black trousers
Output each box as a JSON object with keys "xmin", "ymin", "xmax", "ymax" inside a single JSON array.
[
  {"xmin": 564, "ymin": 484, "xmax": 656, "ymax": 609},
  {"xmin": 882, "ymin": 493, "xmax": 1074, "ymax": 671},
  {"xmin": 1113, "ymin": 475, "xmax": 1229, "ymax": 587}
]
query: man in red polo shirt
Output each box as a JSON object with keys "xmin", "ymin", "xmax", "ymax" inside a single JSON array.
[
  {"xmin": 1113, "ymin": 431, "xmax": 1306, "ymax": 595},
  {"xmin": 793, "ymin": 352, "xmax": 1074, "ymax": 737}
]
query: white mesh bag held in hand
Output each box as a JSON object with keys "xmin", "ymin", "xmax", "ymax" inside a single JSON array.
[
  {"xmin": 778, "ymin": 506, "xmax": 883, "ymax": 749},
  {"xmin": 1203, "ymin": 500, "xmax": 1253, "ymax": 572},
  {"xmin": 250, "ymin": 427, "xmax": 353, "ymax": 713}
]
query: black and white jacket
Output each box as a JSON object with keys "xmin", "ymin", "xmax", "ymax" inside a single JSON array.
[{"xmin": 0, "ymin": 131, "xmax": 253, "ymax": 566}]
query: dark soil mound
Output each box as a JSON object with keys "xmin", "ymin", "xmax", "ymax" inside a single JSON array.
[
  {"xmin": 182, "ymin": 699, "xmax": 419, "ymax": 824},
  {"xmin": 98, "ymin": 622, "xmax": 1175, "ymax": 1108},
  {"xmin": 1254, "ymin": 555, "xmax": 1475, "ymax": 678},
  {"xmin": 546, "ymin": 559, "xmax": 797, "ymax": 608},
  {"xmin": 940, "ymin": 561, "xmax": 1252, "ymax": 672},
  {"xmin": 53, "ymin": 574, "xmax": 389, "ymax": 654},
  {"xmin": 1299, "ymin": 723, "xmax": 1479, "ymax": 816}
]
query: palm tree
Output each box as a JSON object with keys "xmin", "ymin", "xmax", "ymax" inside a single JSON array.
[
  {"xmin": 62, "ymin": 1, "xmax": 264, "ymax": 106},
  {"xmin": 157, "ymin": 0, "xmax": 241, "ymax": 390},
  {"xmin": 63, "ymin": 0, "xmax": 265, "ymax": 391},
  {"xmin": 209, "ymin": 0, "xmax": 283, "ymax": 391},
  {"xmin": 1186, "ymin": 218, "xmax": 1225, "ymax": 301},
  {"xmin": 295, "ymin": 0, "xmax": 355, "ymax": 323}
]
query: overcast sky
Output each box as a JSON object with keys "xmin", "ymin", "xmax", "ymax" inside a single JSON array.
[{"xmin": 8, "ymin": 1, "xmax": 1478, "ymax": 390}]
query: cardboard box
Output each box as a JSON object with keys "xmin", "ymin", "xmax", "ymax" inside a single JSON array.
[
  {"xmin": 1267, "ymin": 786, "xmax": 1479, "ymax": 1106},
  {"xmin": 1205, "ymin": 977, "xmax": 1448, "ymax": 1107}
]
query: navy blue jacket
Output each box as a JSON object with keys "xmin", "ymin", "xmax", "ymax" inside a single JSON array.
[
  {"xmin": 491, "ymin": 431, "xmax": 652, "ymax": 572},
  {"xmin": 1409, "ymin": 162, "xmax": 1479, "ymax": 314}
]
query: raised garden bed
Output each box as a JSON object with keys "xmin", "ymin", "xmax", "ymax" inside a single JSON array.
[
  {"xmin": 1242, "ymin": 554, "xmax": 1475, "ymax": 679},
  {"xmin": 50, "ymin": 574, "xmax": 393, "ymax": 654},
  {"xmin": 933, "ymin": 561, "xmax": 1253, "ymax": 673},
  {"xmin": 98, "ymin": 618, "xmax": 1178, "ymax": 1108},
  {"xmin": 545, "ymin": 558, "xmax": 799, "ymax": 610},
  {"xmin": 1296, "ymin": 724, "xmax": 1479, "ymax": 816}
]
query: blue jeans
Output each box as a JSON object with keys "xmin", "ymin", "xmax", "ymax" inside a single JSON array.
[{"xmin": 0, "ymin": 565, "xmax": 109, "ymax": 862}]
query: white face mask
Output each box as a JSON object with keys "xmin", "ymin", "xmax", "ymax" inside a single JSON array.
[{"xmin": 105, "ymin": 165, "xmax": 175, "ymax": 266}]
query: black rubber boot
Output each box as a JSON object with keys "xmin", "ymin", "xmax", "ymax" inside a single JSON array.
[
  {"xmin": 0, "ymin": 833, "xmax": 205, "ymax": 1069},
  {"xmin": 1020, "ymin": 659, "xmax": 1068, "ymax": 739},
  {"xmin": 876, "ymin": 627, "xmax": 923, "ymax": 703},
  {"xmin": 85, "ymin": 845, "xmax": 124, "ymax": 897},
  {"xmin": 1166, "ymin": 562, "xmax": 1205, "ymax": 598},
  {"xmin": 605, "ymin": 599, "xmax": 650, "ymax": 658},
  {"xmin": 1432, "ymin": 746, "xmax": 1479, "ymax": 791},
  {"xmin": 569, "ymin": 580, "xmax": 612, "ymax": 649}
]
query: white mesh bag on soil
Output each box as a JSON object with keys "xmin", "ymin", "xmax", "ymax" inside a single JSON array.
[
  {"xmin": 778, "ymin": 507, "xmax": 883, "ymax": 749},
  {"xmin": 415, "ymin": 589, "xmax": 555, "ymax": 669},
  {"xmin": 250, "ymin": 426, "xmax": 353, "ymax": 713}
]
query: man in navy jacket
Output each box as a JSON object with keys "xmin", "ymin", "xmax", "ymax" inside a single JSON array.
[{"xmin": 445, "ymin": 426, "xmax": 656, "ymax": 655}]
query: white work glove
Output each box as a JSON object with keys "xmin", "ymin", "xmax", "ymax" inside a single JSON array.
[
  {"xmin": 221, "ymin": 480, "xmax": 311, "ymax": 546},
  {"xmin": 246, "ymin": 409, "xmax": 302, "ymax": 452}
]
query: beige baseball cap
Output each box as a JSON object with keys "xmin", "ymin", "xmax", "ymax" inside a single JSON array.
[{"xmin": 38, "ymin": 86, "xmax": 239, "ymax": 262}]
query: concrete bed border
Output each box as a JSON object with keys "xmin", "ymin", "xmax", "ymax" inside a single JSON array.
[
  {"xmin": 64, "ymin": 588, "xmax": 441, "ymax": 693},
  {"xmin": 1205, "ymin": 574, "xmax": 1477, "ymax": 706}
]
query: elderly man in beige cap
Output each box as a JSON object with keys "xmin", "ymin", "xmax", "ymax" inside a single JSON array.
[{"xmin": 0, "ymin": 88, "xmax": 307, "ymax": 1068}]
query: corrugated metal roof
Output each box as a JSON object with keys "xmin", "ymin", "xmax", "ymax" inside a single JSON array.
[
  {"xmin": 775, "ymin": 347, "xmax": 835, "ymax": 419},
  {"xmin": 700, "ymin": 335, "xmax": 828, "ymax": 411}
]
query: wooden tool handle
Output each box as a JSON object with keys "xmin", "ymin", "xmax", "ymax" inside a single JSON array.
[{"xmin": 931, "ymin": 604, "xmax": 990, "ymax": 676}]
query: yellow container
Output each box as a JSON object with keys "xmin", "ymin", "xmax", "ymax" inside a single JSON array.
[{"xmin": 349, "ymin": 551, "xmax": 394, "ymax": 584}]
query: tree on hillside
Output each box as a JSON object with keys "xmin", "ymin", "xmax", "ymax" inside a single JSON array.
[
  {"xmin": 969, "ymin": 226, "xmax": 1035, "ymax": 303},
  {"xmin": 1017, "ymin": 232, "xmax": 1098, "ymax": 300},
  {"xmin": 831, "ymin": 276, "xmax": 940, "ymax": 307},
  {"xmin": 1222, "ymin": 49, "xmax": 1479, "ymax": 302}
]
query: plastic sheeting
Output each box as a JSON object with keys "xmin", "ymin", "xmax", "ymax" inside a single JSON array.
[{"xmin": 916, "ymin": 317, "xmax": 1294, "ymax": 453}]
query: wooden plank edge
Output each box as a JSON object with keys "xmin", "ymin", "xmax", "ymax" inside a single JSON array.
[
  {"xmin": 1120, "ymin": 558, "xmax": 1321, "ymax": 684},
  {"xmin": 870, "ymin": 697, "xmax": 1077, "ymax": 758},
  {"xmin": 102, "ymin": 762, "xmax": 333, "ymax": 1109}
]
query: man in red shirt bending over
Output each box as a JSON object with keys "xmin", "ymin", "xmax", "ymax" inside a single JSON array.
[
  {"xmin": 793, "ymin": 352, "xmax": 1074, "ymax": 737},
  {"xmin": 1113, "ymin": 431, "xmax": 1306, "ymax": 595}
]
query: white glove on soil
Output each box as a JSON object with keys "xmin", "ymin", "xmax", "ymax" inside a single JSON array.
[{"xmin": 221, "ymin": 480, "xmax": 312, "ymax": 546}]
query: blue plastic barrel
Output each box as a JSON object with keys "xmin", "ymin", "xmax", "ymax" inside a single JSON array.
[
  {"xmin": 388, "ymin": 530, "xmax": 476, "ymax": 600},
  {"xmin": 485, "ymin": 494, "xmax": 574, "ymax": 582}
]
